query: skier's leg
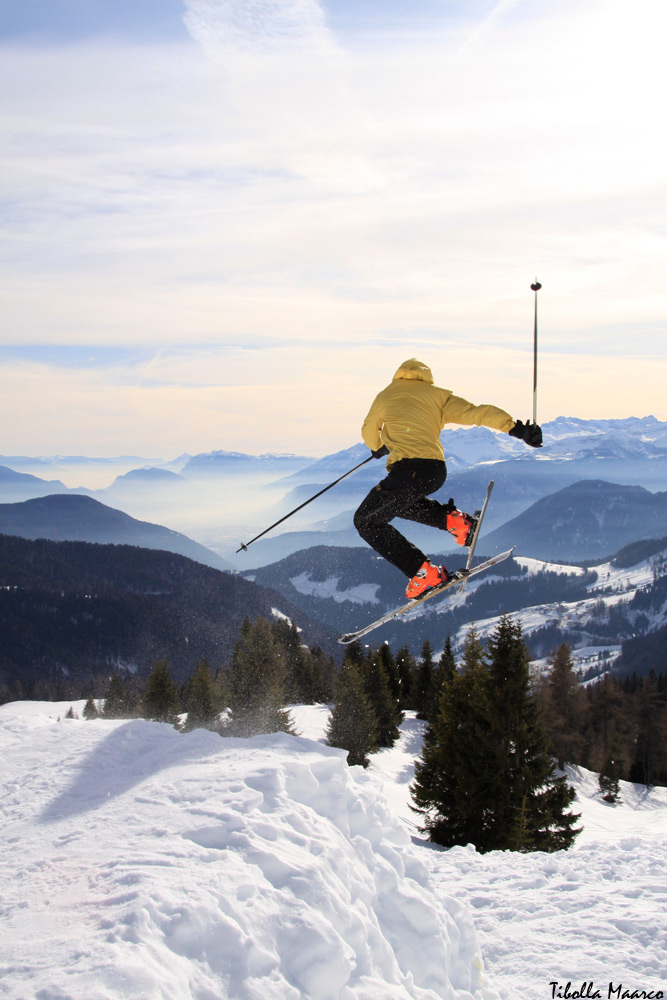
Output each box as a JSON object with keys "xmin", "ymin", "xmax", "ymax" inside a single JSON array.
[
  {"xmin": 354, "ymin": 480, "xmax": 427, "ymax": 578},
  {"xmin": 354, "ymin": 459, "xmax": 447, "ymax": 578},
  {"xmin": 393, "ymin": 461, "xmax": 476, "ymax": 545}
]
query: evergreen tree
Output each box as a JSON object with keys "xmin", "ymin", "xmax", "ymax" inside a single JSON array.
[
  {"xmin": 538, "ymin": 644, "xmax": 586, "ymax": 769},
  {"xmin": 378, "ymin": 643, "xmax": 401, "ymax": 703},
  {"xmin": 438, "ymin": 635, "xmax": 456, "ymax": 685},
  {"xmin": 599, "ymin": 754, "xmax": 622, "ymax": 803},
  {"xmin": 272, "ymin": 618, "xmax": 317, "ymax": 704},
  {"xmin": 83, "ymin": 696, "xmax": 99, "ymax": 720},
  {"xmin": 415, "ymin": 639, "xmax": 436, "ymax": 721},
  {"xmin": 325, "ymin": 657, "xmax": 378, "ymax": 767},
  {"xmin": 628, "ymin": 674, "xmax": 667, "ymax": 787},
  {"xmin": 102, "ymin": 672, "xmax": 133, "ymax": 719},
  {"xmin": 411, "ymin": 625, "xmax": 491, "ymax": 847},
  {"xmin": 363, "ymin": 650, "xmax": 403, "ymax": 748},
  {"xmin": 395, "ymin": 644, "xmax": 416, "ymax": 710},
  {"xmin": 412, "ymin": 617, "xmax": 581, "ymax": 853},
  {"xmin": 483, "ymin": 616, "xmax": 581, "ymax": 852},
  {"xmin": 582, "ymin": 673, "xmax": 629, "ymax": 774},
  {"xmin": 181, "ymin": 660, "xmax": 219, "ymax": 731},
  {"xmin": 308, "ymin": 646, "xmax": 337, "ymax": 703},
  {"xmin": 143, "ymin": 659, "xmax": 180, "ymax": 725},
  {"xmin": 227, "ymin": 618, "xmax": 294, "ymax": 736}
]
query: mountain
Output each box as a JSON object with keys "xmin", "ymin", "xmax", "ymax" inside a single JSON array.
[
  {"xmin": 242, "ymin": 534, "xmax": 667, "ymax": 674},
  {"xmin": 0, "ymin": 494, "xmax": 235, "ymax": 572},
  {"xmin": 0, "ymin": 464, "xmax": 69, "ymax": 502},
  {"xmin": 3, "ymin": 418, "xmax": 667, "ymax": 569},
  {"xmin": 0, "ymin": 534, "xmax": 336, "ymax": 694},
  {"xmin": 243, "ymin": 543, "xmax": 593, "ymax": 656},
  {"xmin": 482, "ymin": 480, "xmax": 667, "ymax": 562},
  {"xmin": 181, "ymin": 450, "xmax": 314, "ymax": 478}
]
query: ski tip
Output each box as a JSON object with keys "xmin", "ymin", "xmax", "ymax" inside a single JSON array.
[{"xmin": 337, "ymin": 634, "xmax": 354, "ymax": 645}]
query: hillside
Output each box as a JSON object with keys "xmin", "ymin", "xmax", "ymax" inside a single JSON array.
[
  {"xmin": 0, "ymin": 494, "xmax": 235, "ymax": 572},
  {"xmin": 482, "ymin": 480, "xmax": 667, "ymax": 561},
  {"xmin": 0, "ymin": 534, "xmax": 335, "ymax": 696},
  {"xmin": 245, "ymin": 539, "xmax": 667, "ymax": 675}
]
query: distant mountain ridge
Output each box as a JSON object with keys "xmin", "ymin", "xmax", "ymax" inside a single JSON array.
[
  {"xmin": 0, "ymin": 494, "xmax": 235, "ymax": 572},
  {"xmin": 482, "ymin": 480, "xmax": 667, "ymax": 562},
  {"xmin": 2, "ymin": 416, "xmax": 667, "ymax": 569}
]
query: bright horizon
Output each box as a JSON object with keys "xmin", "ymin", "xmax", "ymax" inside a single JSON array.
[{"xmin": 2, "ymin": 0, "xmax": 666, "ymax": 457}]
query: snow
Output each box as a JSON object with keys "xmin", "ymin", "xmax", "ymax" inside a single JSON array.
[
  {"xmin": 2, "ymin": 701, "xmax": 667, "ymax": 1000},
  {"xmin": 515, "ymin": 556, "xmax": 586, "ymax": 577},
  {"xmin": 290, "ymin": 573, "xmax": 381, "ymax": 605}
]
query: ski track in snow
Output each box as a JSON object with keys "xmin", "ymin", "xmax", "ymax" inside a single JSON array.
[{"xmin": 0, "ymin": 701, "xmax": 665, "ymax": 1000}]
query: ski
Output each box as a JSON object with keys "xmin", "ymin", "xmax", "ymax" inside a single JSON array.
[
  {"xmin": 337, "ymin": 547, "xmax": 514, "ymax": 644},
  {"xmin": 456, "ymin": 478, "xmax": 494, "ymax": 595},
  {"xmin": 337, "ymin": 480, "xmax": 509, "ymax": 645}
]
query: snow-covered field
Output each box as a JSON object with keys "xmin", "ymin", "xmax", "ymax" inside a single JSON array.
[{"xmin": 1, "ymin": 701, "xmax": 666, "ymax": 1000}]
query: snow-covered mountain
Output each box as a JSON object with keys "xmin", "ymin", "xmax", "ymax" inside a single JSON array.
[
  {"xmin": 2, "ymin": 417, "xmax": 667, "ymax": 568},
  {"xmin": 1, "ymin": 700, "xmax": 665, "ymax": 999},
  {"xmin": 245, "ymin": 538, "xmax": 667, "ymax": 673}
]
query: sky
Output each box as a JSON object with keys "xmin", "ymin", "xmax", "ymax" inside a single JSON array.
[{"xmin": 1, "ymin": 0, "xmax": 666, "ymax": 459}]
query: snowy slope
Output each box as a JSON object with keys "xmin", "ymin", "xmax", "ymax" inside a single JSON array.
[
  {"xmin": 422, "ymin": 546, "xmax": 667, "ymax": 673},
  {"xmin": 2, "ymin": 702, "xmax": 667, "ymax": 1000},
  {"xmin": 0, "ymin": 702, "xmax": 493, "ymax": 1000},
  {"xmin": 298, "ymin": 708, "xmax": 667, "ymax": 1000}
]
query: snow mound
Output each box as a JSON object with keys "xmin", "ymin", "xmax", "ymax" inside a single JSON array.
[{"xmin": 0, "ymin": 705, "xmax": 495, "ymax": 1000}]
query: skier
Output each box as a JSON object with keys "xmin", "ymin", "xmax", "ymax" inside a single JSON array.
[{"xmin": 354, "ymin": 358, "xmax": 542, "ymax": 598}]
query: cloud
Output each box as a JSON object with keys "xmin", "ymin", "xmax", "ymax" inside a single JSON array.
[{"xmin": 1, "ymin": 0, "xmax": 666, "ymax": 456}]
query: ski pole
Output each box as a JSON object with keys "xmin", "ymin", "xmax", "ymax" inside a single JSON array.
[
  {"xmin": 531, "ymin": 279, "xmax": 542, "ymax": 424},
  {"xmin": 236, "ymin": 454, "xmax": 374, "ymax": 553}
]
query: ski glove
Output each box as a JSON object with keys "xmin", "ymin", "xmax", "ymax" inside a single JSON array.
[
  {"xmin": 372, "ymin": 445, "xmax": 389, "ymax": 459},
  {"xmin": 509, "ymin": 420, "xmax": 543, "ymax": 448}
]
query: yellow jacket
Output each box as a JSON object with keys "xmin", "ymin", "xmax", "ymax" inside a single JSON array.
[{"xmin": 361, "ymin": 358, "xmax": 515, "ymax": 466}]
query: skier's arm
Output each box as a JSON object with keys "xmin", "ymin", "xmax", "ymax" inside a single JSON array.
[
  {"xmin": 361, "ymin": 395, "xmax": 385, "ymax": 452},
  {"xmin": 443, "ymin": 393, "xmax": 515, "ymax": 434}
]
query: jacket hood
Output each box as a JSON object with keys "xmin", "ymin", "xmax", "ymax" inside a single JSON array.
[{"xmin": 392, "ymin": 359, "xmax": 434, "ymax": 384}]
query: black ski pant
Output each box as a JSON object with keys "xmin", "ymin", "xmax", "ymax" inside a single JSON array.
[{"xmin": 353, "ymin": 458, "xmax": 449, "ymax": 579}]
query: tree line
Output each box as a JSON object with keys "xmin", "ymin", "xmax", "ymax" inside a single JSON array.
[{"xmin": 44, "ymin": 613, "xmax": 667, "ymax": 856}]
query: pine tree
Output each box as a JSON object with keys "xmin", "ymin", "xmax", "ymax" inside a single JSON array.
[
  {"xmin": 143, "ymin": 659, "xmax": 180, "ymax": 725},
  {"xmin": 378, "ymin": 643, "xmax": 401, "ymax": 703},
  {"xmin": 83, "ymin": 696, "xmax": 99, "ymax": 720},
  {"xmin": 415, "ymin": 639, "xmax": 436, "ymax": 721},
  {"xmin": 599, "ymin": 754, "xmax": 622, "ymax": 803},
  {"xmin": 582, "ymin": 673, "xmax": 629, "ymax": 774},
  {"xmin": 483, "ymin": 616, "xmax": 581, "ymax": 852},
  {"xmin": 411, "ymin": 625, "xmax": 491, "ymax": 847},
  {"xmin": 539, "ymin": 644, "xmax": 585, "ymax": 769},
  {"xmin": 411, "ymin": 617, "xmax": 581, "ymax": 853},
  {"xmin": 395, "ymin": 644, "xmax": 416, "ymax": 710},
  {"xmin": 272, "ymin": 618, "xmax": 318, "ymax": 704},
  {"xmin": 438, "ymin": 635, "xmax": 456, "ymax": 685},
  {"xmin": 181, "ymin": 660, "xmax": 219, "ymax": 732},
  {"xmin": 325, "ymin": 657, "xmax": 378, "ymax": 767},
  {"xmin": 227, "ymin": 618, "xmax": 294, "ymax": 737},
  {"xmin": 363, "ymin": 650, "xmax": 403, "ymax": 748},
  {"xmin": 308, "ymin": 646, "xmax": 337, "ymax": 703},
  {"xmin": 628, "ymin": 674, "xmax": 667, "ymax": 787},
  {"xmin": 102, "ymin": 672, "xmax": 133, "ymax": 719}
]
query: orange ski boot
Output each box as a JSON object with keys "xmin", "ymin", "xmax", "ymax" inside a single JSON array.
[{"xmin": 405, "ymin": 560, "xmax": 452, "ymax": 599}]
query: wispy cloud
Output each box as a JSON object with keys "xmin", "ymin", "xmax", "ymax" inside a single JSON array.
[{"xmin": 1, "ymin": 0, "xmax": 666, "ymax": 455}]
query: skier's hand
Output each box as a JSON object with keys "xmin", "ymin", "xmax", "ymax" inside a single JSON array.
[
  {"xmin": 509, "ymin": 420, "xmax": 543, "ymax": 448},
  {"xmin": 371, "ymin": 445, "xmax": 389, "ymax": 459}
]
